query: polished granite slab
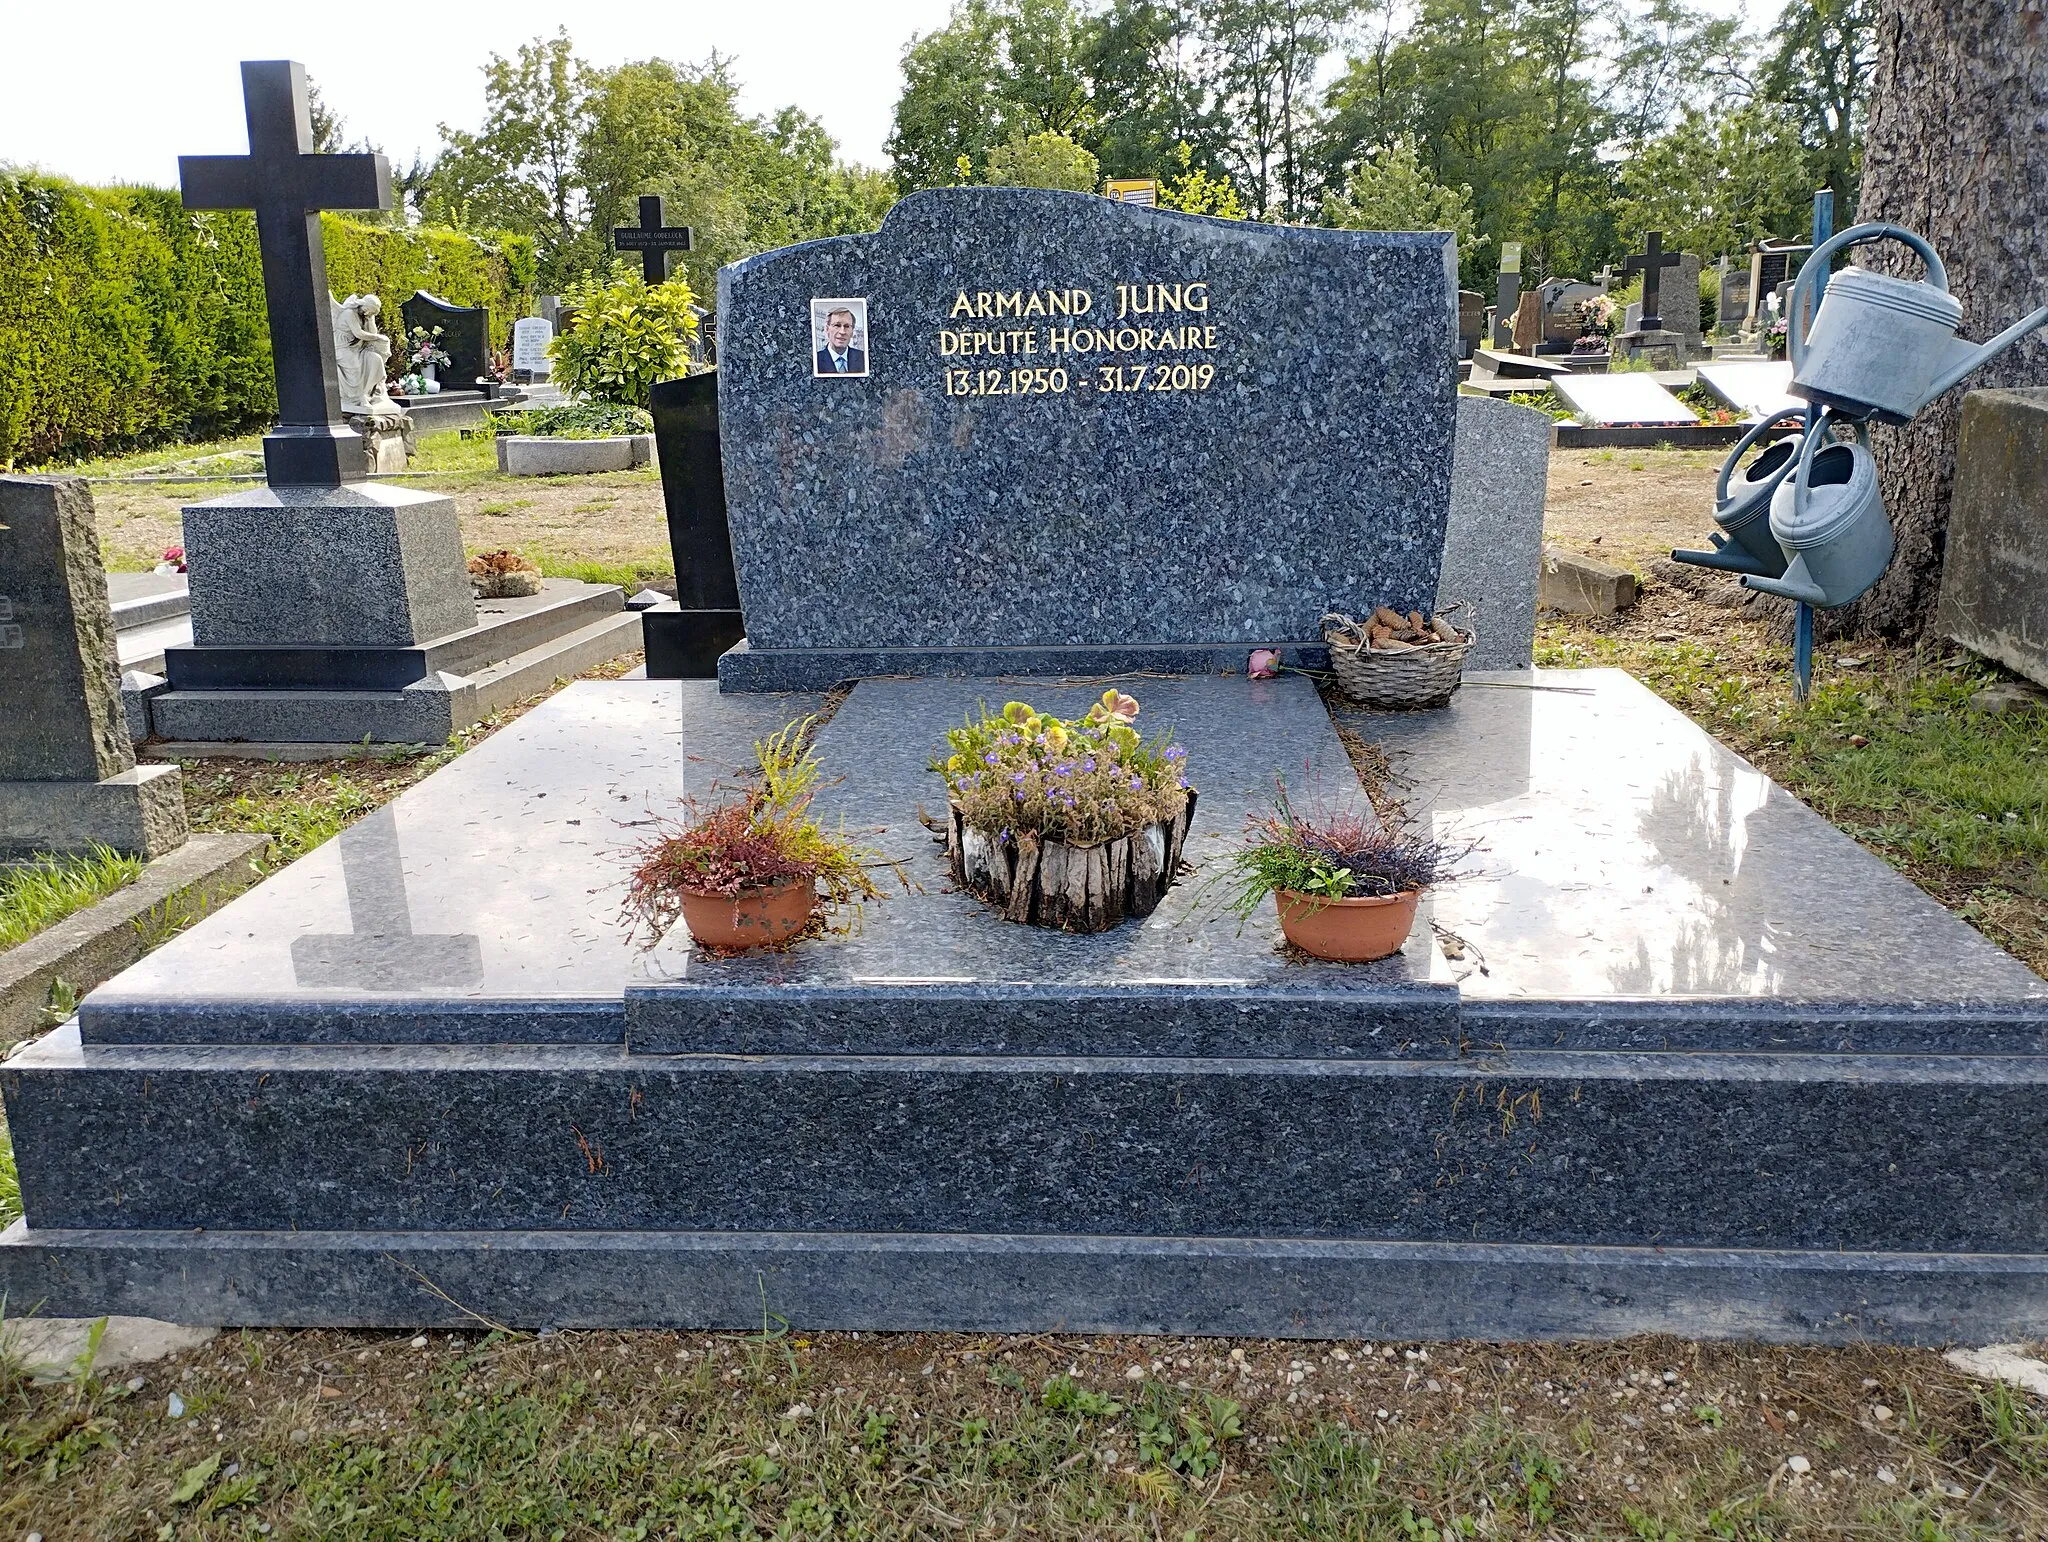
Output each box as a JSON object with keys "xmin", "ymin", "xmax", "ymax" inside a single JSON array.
[
  {"xmin": 1365, "ymin": 670, "xmax": 2048, "ymax": 1053},
  {"xmin": 77, "ymin": 682, "xmax": 822, "ymax": 1044},
  {"xmin": 628, "ymin": 675, "xmax": 1457, "ymax": 1057}
]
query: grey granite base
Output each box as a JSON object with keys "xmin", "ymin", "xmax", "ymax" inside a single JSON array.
[
  {"xmin": 0, "ymin": 765, "xmax": 187, "ymax": 859},
  {"xmin": 147, "ymin": 673, "xmax": 477, "ymax": 746},
  {"xmin": 7, "ymin": 672, "xmax": 2046, "ymax": 1338},
  {"xmin": 182, "ymin": 482, "xmax": 475, "ymax": 648},
  {"xmin": 717, "ymin": 639, "xmax": 1332, "ymax": 693},
  {"xmin": 6, "ymin": 1222, "xmax": 2044, "ymax": 1343}
]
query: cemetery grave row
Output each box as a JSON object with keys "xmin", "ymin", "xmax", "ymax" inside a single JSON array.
[{"xmin": 3, "ymin": 62, "xmax": 2047, "ymax": 1345}]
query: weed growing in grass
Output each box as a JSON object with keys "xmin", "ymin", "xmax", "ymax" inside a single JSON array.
[
  {"xmin": 0, "ymin": 846, "xmax": 145, "ymax": 950},
  {"xmin": 0, "ymin": 1123, "xmax": 20, "ymax": 1228}
]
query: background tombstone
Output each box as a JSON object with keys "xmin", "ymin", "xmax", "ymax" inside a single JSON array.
[
  {"xmin": 643, "ymin": 373, "xmax": 746, "ymax": 677},
  {"xmin": 1746, "ymin": 239, "xmax": 1811, "ymax": 329},
  {"xmin": 1663, "ymin": 252, "xmax": 1703, "ymax": 354},
  {"xmin": 1456, "ymin": 290, "xmax": 1483, "ymax": 358},
  {"xmin": 1537, "ymin": 279, "xmax": 1600, "ymax": 349},
  {"xmin": 401, "ymin": 291, "xmax": 490, "ymax": 393},
  {"xmin": 613, "ymin": 195, "xmax": 694, "ymax": 285},
  {"xmin": 1935, "ymin": 388, "xmax": 2048, "ymax": 688},
  {"xmin": 1510, "ymin": 290, "xmax": 1545, "ymax": 353},
  {"xmin": 0, "ymin": 476, "xmax": 187, "ymax": 859},
  {"xmin": 1717, "ymin": 258, "xmax": 1751, "ymax": 337},
  {"xmin": 511, "ymin": 316, "xmax": 554, "ymax": 383},
  {"xmin": 1492, "ymin": 242, "xmax": 1523, "ymax": 348},
  {"xmin": 1617, "ymin": 231, "xmax": 1685, "ymax": 364},
  {"xmin": 713, "ymin": 186, "xmax": 1456, "ymax": 690}
]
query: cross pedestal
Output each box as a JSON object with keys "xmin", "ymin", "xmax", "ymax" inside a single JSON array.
[
  {"xmin": 614, "ymin": 196, "xmax": 694, "ymax": 285},
  {"xmin": 1617, "ymin": 230, "xmax": 1686, "ymax": 364},
  {"xmin": 179, "ymin": 61, "xmax": 391, "ymax": 487}
]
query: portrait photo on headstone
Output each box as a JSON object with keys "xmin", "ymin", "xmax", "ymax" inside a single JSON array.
[{"xmin": 811, "ymin": 297, "xmax": 869, "ymax": 377}]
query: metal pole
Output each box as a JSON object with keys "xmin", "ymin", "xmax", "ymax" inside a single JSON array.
[{"xmin": 1793, "ymin": 189, "xmax": 1836, "ymax": 703}]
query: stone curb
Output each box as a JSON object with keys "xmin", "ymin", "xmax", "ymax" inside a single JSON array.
[{"xmin": 0, "ymin": 833, "xmax": 271, "ymax": 1043}]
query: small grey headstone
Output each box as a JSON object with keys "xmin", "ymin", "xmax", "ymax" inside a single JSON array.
[
  {"xmin": 0, "ymin": 476, "xmax": 132, "ymax": 783},
  {"xmin": 1438, "ymin": 396, "xmax": 1552, "ymax": 669},
  {"xmin": 1937, "ymin": 388, "xmax": 2048, "ymax": 691}
]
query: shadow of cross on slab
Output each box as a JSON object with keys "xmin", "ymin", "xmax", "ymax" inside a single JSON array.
[
  {"xmin": 179, "ymin": 60, "xmax": 390, "ymax": 487},
  {"xmin": 614, "ymin": 195, "xmax": 694, "ymax": 284},
  {"xmin": 288, "ymin": 808, "xmax": 483, "ymax": 991},
  {"xmin": 1623, "ymin": 230, "xmax": 1682, "ymax": 332}
]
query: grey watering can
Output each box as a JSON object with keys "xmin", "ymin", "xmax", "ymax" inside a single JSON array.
[
  {"xmin": 1741, "ymin": 413, "xmax": 1893, "ymax": 609},
  {"xmin": 1672, "ymin": 406, "xmax": 1806, "ymax": 578},
  {"xmin": 1790, "ymin": 223, "xmax": 2048, "ymax": 424}
]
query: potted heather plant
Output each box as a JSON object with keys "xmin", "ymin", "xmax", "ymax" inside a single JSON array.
[
  {"xmin": 934, "ymin": 688, "xmax": 1194, "ymax": 932},
  {"xmin": 625, "ymin": 720, "xmax": 891, "ymax": 952},
  {"xmin": 1224, "ymin": 782, "xmax": 1469, "ymax": 963}
]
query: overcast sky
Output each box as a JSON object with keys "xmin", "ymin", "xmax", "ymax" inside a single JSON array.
[
  {"xmin": 8, "ymin": 0, "xmax": 1759, "ymax": 189},
  {"xmin": 2, "ymin": 0, "xmax": 960, "ymax": 187}
]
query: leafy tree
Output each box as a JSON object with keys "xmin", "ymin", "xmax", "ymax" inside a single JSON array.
[
  {"xmin": 1616, "ymin": 101, "xmax": 1813, "ymax": 259},
  {"xmin": 424, "ymin": 32, "xmax": 587, "ymax": 287},
  {"xmin": 889, "ymin": 0, "xmax": 1094, "ymax": 189},
  {"xmin": 984, "ymin": 131, "xmax": 1102, "ymax": 190},
  {"xmin": 1322, "ymin": 136, "xmax": 1475, "ymax": 249},
  {"xmin": 1080, "ymin": 0, "xmax": 1230, "ymax": 183},
  {"xmin": 1157, "ymin": 142, "xmax": 1246, "ymax": 217},
  {"xmin": 1760, "ymin": 0, "xmax": 1874, "ymax": 212},
  {"xmin": 1203, "ymin": 0, "xmax": 1357, "ymax": 220}
]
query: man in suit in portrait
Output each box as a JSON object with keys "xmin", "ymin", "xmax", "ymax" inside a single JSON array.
[{"xmin": 815, "ymin": 306, "xmax": 867, "ymax": 376}]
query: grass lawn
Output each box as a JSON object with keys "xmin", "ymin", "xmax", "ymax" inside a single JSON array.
[
  {"xmin": 0, "ymin": 848, "xmax": 145, "ymax": 951},
  {"xmin": 3, "ymin": 1326, "xmax": 2047, "ymax": 1538}
]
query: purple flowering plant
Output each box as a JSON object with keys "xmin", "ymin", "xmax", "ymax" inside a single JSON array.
[{"xmin": 935, "ymin": 689, "xmax": 1192, "ymax": 846}]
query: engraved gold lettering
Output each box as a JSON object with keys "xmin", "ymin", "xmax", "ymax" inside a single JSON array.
[
  {"xmin": 1185, "ymin": 283, "xmax": 1209, "ymax": 313},
  {"xmin": 1138, "ymin": 328, "xmax": 1157, "ymax": 350},
  {"xmin": 995, "ymin": 291, "xmax": 1023, "ymax": 317},
  {"xmin": 975, "ymin": 292, "xmax": 995, "ymax": 319},
  {"xmin": 1070, "ymin": 289, "xmax": 1092, "ymax": 316},
  {"xmin": 1024, "ymin": 292, "xmax": 1045, "ymax": 317},
  {"xmin": 950, "ymin": 291, "xmax": 975, "ymax": 319},
  {"xmin": 1114, "ymin": 327, "xmax": 1140, "ymax": 351},
  {"xmin": 940, "ymin": 330, "xmax": 961, "ymax": 355},
  {"xmin": 1157, "ymin": 284, "xmax": 1183, "ymax": 313}
]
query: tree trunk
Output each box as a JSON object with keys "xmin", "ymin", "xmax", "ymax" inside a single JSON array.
[{"xmin": 1831, "ymin": 1, "xmax": 2048, "ymax": 639}]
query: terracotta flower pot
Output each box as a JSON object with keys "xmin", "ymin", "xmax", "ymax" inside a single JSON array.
[
  {"xmin": 680, "ymin": 877, "xmax": 815, "ymax": 951},
  {"xmin": 1275, "ymin": 887, "xmax": 1422, "ymax": 963}
]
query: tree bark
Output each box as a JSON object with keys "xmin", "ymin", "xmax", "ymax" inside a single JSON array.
[{"xmin": 1831, "ymin": 1, "xmax": 2048, "ymax": 639}]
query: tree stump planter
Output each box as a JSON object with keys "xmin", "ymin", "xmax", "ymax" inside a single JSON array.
[{"xmin": 946, "ymin": 795, "xmax": 1197, "ymax": 933}]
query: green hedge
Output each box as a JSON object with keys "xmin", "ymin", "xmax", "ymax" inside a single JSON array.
[{"xmin": 0, "ymin": 172, "xmax": 534, "ymax": 467}]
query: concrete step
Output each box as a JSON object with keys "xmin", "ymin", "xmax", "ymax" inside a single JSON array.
[
  {"xmin": 469, "ymin": 611, "xmax": 644, "ymax": 715},
  {"xmin": 9, "ymin": 1024, "xmax": 2045, "ymax": 1252}
]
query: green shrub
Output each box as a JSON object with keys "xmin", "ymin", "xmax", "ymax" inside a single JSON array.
[
  {"xmin": 485, "ymin": 402, "xmax": 652, "ymax": 439},
  {"xmin": 549, "ymin": 266, "xmax": 698, "ymax": 408},
  {"xmin": 0, "ymin": 171, "xmax": 532, "ymax": 467}
]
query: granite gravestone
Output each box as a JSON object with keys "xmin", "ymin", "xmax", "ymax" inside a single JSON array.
[
  {"xmin": 0, "ymin": 477, "xmax": 187, "ymax": 859},
  {"xmin": 714, "ymin": 187, "xmax": 1457, "ymax": 690},
  {"xmin": 1936, "ymin": 389, "xmax": 2048, "ymax": 689},
  {"xmin": 1456, "ymin": 289, "xmax": 1483, "ymax": 358},
  {"xmin": 1436, "ymin": 397, "xmax": 1552, "ymax": 669},
  {"xmin": 153, "ymin": 60, "xmax": 496, "ymax": 746},
  {"xmin": 643, "ymin": 373, "xmax": 746, "ymax": 678},
  {"xmin": 402, "ymin": 292, "xmax": 490, "ymax": 393}
]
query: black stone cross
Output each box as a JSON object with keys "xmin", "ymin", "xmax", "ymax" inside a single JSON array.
[
  {"xmin": 180, "ymin": 61, "xmax": 391, "ymax": 487},
  {"xmin": 1622, "ymin": 230, "xmax": 1682, "ymax": 332},
  {"xmin": 614, "ymin": 196, "xmax": 694, "ymax": 284}
]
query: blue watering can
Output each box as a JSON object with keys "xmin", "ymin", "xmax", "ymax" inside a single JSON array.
[
  {"xmin": 1672, "ymin": 406, "xmax": 1807, "ymax": 578},
  {"xmin": 1741, "ymin": 411, "xmax": 1893, "ymax": 609},
  {"xmin": 1790, "ymin": 223, "xmax": 2048, "ymax": 424}
]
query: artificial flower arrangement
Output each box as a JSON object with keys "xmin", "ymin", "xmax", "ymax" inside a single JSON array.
[
  {"xmin": 933, "ymin": 688, "xmax": 1195, "ymax": 932},
  {"xmin": 624, "ymin": 719, "xmax": 892, "ymax": 952},
  {"xmin": 1221, "ymin": 780, "xmax": 1470, "ymax": 962},
  {"xmin": 397, "ymin": 325, "xmax": 453, "ymax": 395}
]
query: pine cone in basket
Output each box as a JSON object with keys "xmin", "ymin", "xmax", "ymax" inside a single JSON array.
[{"xmin": 1363, "ymin": 606, "xmax": 1464, "ymax": 651}]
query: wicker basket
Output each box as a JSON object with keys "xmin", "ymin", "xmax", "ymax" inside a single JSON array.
[{"xmin": 1323, "ymin": 610, "xmax": 1475, "ymax": 708}]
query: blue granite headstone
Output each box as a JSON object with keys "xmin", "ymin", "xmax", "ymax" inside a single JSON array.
[{"xmin": 714, "ymin": 188, "xmax": 1458, "ymax": 689}]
